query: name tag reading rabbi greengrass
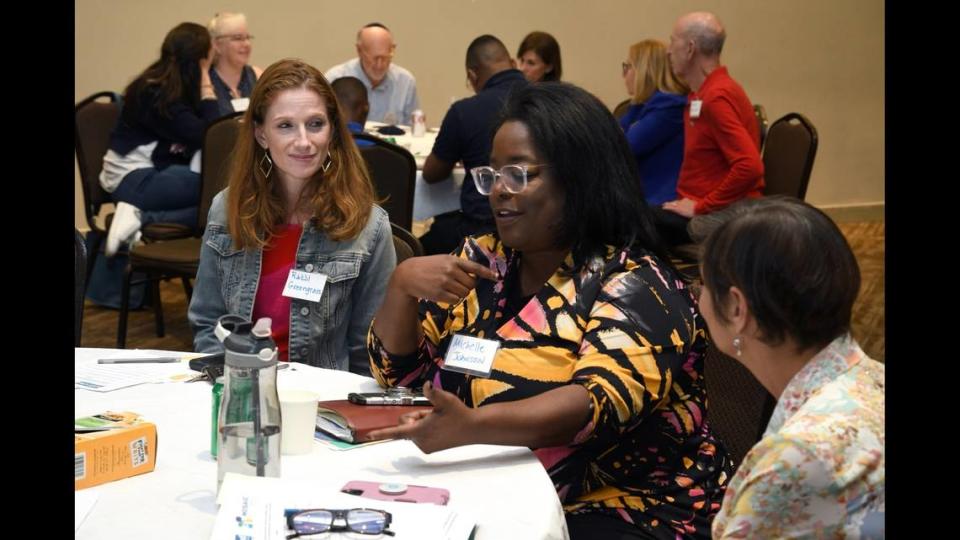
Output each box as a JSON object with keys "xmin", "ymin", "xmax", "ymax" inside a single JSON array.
[
  {"xmin": 282, "ymin": 270, "xmax": 327, "ymax": 303},
  {"xmin": 442, "ymin": 334, "xmax": 500, "ymax": 377}
]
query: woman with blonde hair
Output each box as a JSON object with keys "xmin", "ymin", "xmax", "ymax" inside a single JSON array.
[
  {"xmin": 188, "ymin": 58, "xmax": 396, "ymax": 374},
  {"xmin": 207, "ymin": 12, "xmax": 263, "ymax": 115},
  {"xmin": 620, "ymin": 39, "xmax": 689, "ymax": 205}
]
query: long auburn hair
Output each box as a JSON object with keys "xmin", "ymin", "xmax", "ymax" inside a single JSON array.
[
  {"xmin": 123, "ymin": 22, "xmax": 211, "ymax": 120},
  {"xmin": 226, "ymin": 58, "xmax": 375, "ymax": 249},
  {"xmin": 627, "ymin": 39, "xmax": 688, "ymax": 105}
]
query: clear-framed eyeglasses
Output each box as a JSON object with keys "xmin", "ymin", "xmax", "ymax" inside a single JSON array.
[
  {"xmin": 285, "ymin": 508, "xmax": 395, "ymax": 538},
  {"xmin": 470, "ymin": 164, "xmax": 548, "ymax": 195},
  {"xmin": 217, "ymin": 33, "xmax": 254, "ymax": 42}
]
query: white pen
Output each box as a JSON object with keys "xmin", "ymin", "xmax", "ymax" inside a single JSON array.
[{"xmin": 98, "ymin": 357, "xmax": 181, "ymax": 364}]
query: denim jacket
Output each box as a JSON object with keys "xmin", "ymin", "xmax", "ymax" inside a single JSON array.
[{"xmin": 188, "ymin": 190, "xmax": 396, "ymax": 374}]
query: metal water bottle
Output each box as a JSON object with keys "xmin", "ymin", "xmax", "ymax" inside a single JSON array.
[{"xmin": 216, "ymin": 316, "xmax": 282, "ymax": 491}]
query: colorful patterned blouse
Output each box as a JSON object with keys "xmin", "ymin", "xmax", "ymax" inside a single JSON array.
[
  {"xmin": 712, "ymin": 335, "xmax": 885, "ymax": 539},
  {"xmin": 368, "ymin": 234, "xmax": 732, "ymax": 539}
]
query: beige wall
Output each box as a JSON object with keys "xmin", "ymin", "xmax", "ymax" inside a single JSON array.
[{"xmin": 75, "ymin": 0, "xmax": 884, "ymax": 230}]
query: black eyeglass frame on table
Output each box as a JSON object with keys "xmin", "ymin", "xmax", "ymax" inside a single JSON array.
[{"xmin": 285, "ymin": 508, "xmax": 395, "ymax": 538}]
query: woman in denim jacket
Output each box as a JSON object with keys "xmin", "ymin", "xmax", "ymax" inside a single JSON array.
[{"xmin": 188, "ymin": 59, "xmax": 396, "ymax": 375}]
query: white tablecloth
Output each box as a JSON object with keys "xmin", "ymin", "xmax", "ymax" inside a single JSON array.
[
  {"xmin": 365, "ymin": 123, "xmax": 465, "ymax": 221},
  {"xmin": 75, "ymin": 348, "xmax": 568, "ymax": 540}
]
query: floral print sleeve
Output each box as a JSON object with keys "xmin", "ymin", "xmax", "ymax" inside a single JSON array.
[{"xmin": 712, "ymin": 336, "xmax": 885, "ymax": 539}]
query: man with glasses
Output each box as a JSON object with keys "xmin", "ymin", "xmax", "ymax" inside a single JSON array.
[
  {"xmin": 325, "ymin": 23, "xmax": 419, "ymax": 126},
  {"xmin": 418, "ymin": 34, "xmax": 527, "ymax": 255}
]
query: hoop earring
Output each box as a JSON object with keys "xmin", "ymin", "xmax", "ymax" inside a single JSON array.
[
  {"xmin": 322, "ymin": 154, "xmax": 333, "ymax": 174},
  {"xmin": 732, "ymin": 336, "xmax": 743, "ymax": 357},
  {"xmin": 258, "ymin": 150, "xmax": 273, "ymax": 178}
]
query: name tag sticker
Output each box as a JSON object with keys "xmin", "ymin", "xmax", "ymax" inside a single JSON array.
[
  {"xmin": 689, "ymin": 99, "xmax": 703, "ymax": 119},
  {"xmin": 442, "ymin": 334, "xmax": 500, "ymax": 378},
  {"xmin": 282, "ymin": 270, "xmax": 327, "ymax": 302},
  {"xmin": 231, "ymin": 97, "xmax": 250, "ymax": 112}
]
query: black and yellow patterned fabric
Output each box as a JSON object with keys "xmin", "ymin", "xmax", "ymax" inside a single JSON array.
[{"xmin": 368, "ymin": 234, "xmax": 732, "ymax": 539}]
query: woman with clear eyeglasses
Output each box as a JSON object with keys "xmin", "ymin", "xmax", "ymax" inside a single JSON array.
[
  {"xmin": 365, "ymin": 82, "xmax": 732, "ymax": 540},
  {"xmin": 207, "ymin": 12, "xmax": 263, "ymax": 116}
]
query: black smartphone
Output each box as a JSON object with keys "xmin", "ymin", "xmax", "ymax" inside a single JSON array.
[
  {"xmin": 348, "ymin": 387, "xmax": 430, "ymax": 406},
  {"xmin": 188, "ymin": 352, "xmax": 225, "ymax": 372}
]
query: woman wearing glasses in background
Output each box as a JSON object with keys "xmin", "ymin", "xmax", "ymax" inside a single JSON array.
[
  {"xmin": 620, "ymin": 40, "xmax": 689, "ymax": 206},
  {"xmin": 207, "ymin": 12, "xmax": 263, "ymax": 116},
  {"xmin": 366, "ymin": 82, "xmax": 732, "ymax": 540}
]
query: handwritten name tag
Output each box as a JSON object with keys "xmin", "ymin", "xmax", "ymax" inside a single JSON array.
[
  {"xmin": 282, "ymin": 270, "xmax": 327, "ymax": 302},
  {"xmin": 231, "ymin": 97, "xmax": 250, "ymax": 112},
  {"xmin": 442, "ymin": 334, "xmax": 500, "ymax": 378},
  {"xmin": 689, "ymin": 99, "xmax": 703, "ymax": 119}
]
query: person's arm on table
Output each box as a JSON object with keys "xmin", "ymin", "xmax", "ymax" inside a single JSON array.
[
  {"xmin": 368, "ymin": 381, "xmax": 592, "ymax": 453},
  {"xmin": 422, "ymin": 103, "xmax": 461, "ymax": 184},
  {"xmin": 422, "ymin": 154, "xmax": 456, "ymax": 184}
]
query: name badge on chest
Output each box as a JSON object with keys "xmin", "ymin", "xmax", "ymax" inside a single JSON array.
[
  {"xmin": 282, "ymin": 269, "xmax": 327, "ymax": 303},
  {"xmin": 689, "ymin": 99, "xmax": 703, "ymax": 119},
  {"xmin": 442, "ymin": 334, "xmax": 500, "ymax": 378},
  {"xmin": 231, "ymin": 97, "xmax": 250, "ymax": 112}
]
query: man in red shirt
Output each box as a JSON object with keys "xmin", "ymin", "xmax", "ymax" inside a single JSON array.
[{"xmin": 656, "ymin": 11, "xmax": 764, "ymax": 246}]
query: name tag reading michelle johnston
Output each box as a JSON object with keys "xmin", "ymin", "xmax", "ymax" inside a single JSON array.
[
  {"xmin": 443, "ymin": 334, "xmax": 500, "ymax": 378},
  {"xmin": 282, "ymin": 270, "xmax": 327, "ymax": 302},
  {"xmin": 231, "ymin": 97, "xmax": 250, "ymax": 112}
]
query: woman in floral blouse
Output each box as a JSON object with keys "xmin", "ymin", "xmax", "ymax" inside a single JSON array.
[
  {"xmin": 366, "ymin": 82, "xmax": 732, "ymax": 539},
  {"xmin": 699, "ymin": 196, "xmax": 884, "ymax": 538}
]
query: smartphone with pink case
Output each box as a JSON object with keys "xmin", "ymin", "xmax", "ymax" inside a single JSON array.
[{"xmin": 341, "ymin": 480, "xmax": 450, "ymax": 505}]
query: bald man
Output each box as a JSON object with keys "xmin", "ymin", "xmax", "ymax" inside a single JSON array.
[
  {"xmin": 325, "ymin": 22, "xmax": 420, "ymax": 125},
  {"xmin": 417, "ymin": 34, "xmax": 527, "ymax": 255},
  {"xmin": 655, "ymin": 11, "xmax": 764, "ymax": 246}
]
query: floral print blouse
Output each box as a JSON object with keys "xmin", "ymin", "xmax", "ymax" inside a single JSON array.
[
  {"xmin": 712, "ymin": 334, "xmax": 885, "ymax": 539},
  {"xmin": 368, "ymin": 234, "xmax": 732, "ymax": 539}
]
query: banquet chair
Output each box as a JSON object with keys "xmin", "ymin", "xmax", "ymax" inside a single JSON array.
[
  {"xmin": 761, "ymin": 112, "xmax": 818, "ymax": 200},
  {"xmin": 355, "ymin": 133, "xmax": 417, "ymax": 230},
  {"xmin": 391, "ymin": 223, "xmax": 424, "ymax": 264},
  {"xmin": 75, "ymin": 91, "xmax": 194, "ymax": 288},
  {"xmin": 116, "ymin": 113, "xmax": 243, "ymax": 348},
  {"xmin": 703, "ymin": 344, "xmax": 777, "ymax": 471}
]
